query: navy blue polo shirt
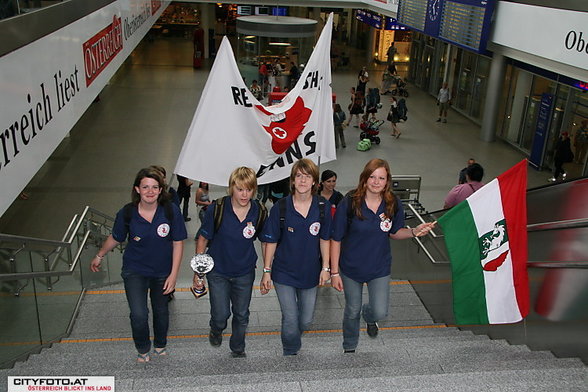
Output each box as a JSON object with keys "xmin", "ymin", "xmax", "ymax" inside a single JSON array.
[
  {"xmin": 260, "ymin": 195, "xmax": 332, "ymax": 289},
  {"xmin": 199, "ymin": 197, "xmax": 262, "ymax": 277},
  {"xmin": 112, "ymin": 203, "xmax": 187, "ymax": 277},
  {"xmin": 331, "ymin": 195, "xmax": 405, "ymax": 283}
]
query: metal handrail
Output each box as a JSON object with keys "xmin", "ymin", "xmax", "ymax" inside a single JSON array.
[
  {"xmin": 0, "ymin": 206, "xmax": 116, "ymax": 282},
  {"xmin": 405, "ymin": 204, "xmax": 588, "ymax": 268},
  {"xmin": 0, "ymin": 231, "xmax": 92, "ymax": 282}
]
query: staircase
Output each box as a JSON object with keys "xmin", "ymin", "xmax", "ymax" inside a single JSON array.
[{"xmin": 1, "ymin": 283, "xmax": 586, "ymax": 391}]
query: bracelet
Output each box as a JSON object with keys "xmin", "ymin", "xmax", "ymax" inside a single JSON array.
[
  {"xmin": 263, "ymin": 268, "xmax": 271, "ymax": 273},
  {"xmin": 411, "ymin": 228, "xmax": 416, "ymax": 237},
  {"xmin": 96, "ymin": 254, "xmax": 104, "ymax": 260},
  {"xmin": 330, "ymin": 273, "xmax": 340, "ymax": 277},
  {"xmin": 322, "ymin": 267, "xmax": 331, "ymax": 272}
]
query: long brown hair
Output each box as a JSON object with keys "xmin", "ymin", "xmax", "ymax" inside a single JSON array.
[{"xmin": 351, "ymin": 158, "xmax": 396, "ymax": 220}]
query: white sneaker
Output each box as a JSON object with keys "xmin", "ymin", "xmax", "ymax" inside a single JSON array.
[
  {"xmin": 562, "ymin": 173, "xmax": 567, "ymax": 180},
  {"xmin": 547, "ymin": 177, "xmax": 557, "ymax": 182}
]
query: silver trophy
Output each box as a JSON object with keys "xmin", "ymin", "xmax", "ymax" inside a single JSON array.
[{"xmin": 190, "ymin": 253, "xmax": 214, "ymax": 298}]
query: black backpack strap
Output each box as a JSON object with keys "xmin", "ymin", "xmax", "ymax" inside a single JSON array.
[
  {"xmin": 278, "ymin": 197, "xmax": 287, "ymax": 241},
  {"xmin": 123, "ymin": 203, "xmax": 134, "ymax": 240},
  {"xmin": 254, "ymin": 200, "xmax": 268, "ymax": 237},
  {"xmin": 317, "ymin": 196, "xmax": 326, "ymax": 223},
  {"xmin": 213, "ymin": 196, "xmax": 228, "ymax": 233}
]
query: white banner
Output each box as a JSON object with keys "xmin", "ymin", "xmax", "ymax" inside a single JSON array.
[
  {"xmin": 174, "ymin": 14, "xmax": 336, "ymax": 185},
  {"xmin": 0, "ymin": 0, "xmax": 169, "ymax": 217}
]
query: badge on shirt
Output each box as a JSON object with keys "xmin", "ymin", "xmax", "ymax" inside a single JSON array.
[
  {"xmin": 157, "ymin": 223, "xmax": 170, "ymax": 237},
  {"xmin": 243, "ymin": 222, "xmax": 256, "ymax": 239},
  {"xmin": 133, "ymin": 236, "xmax": 141, "ymax": 242},
  {"xmin": 309, "ymin": 222, "xmax": 321, "ymax": 236},
  {"xmin": 379, "ymin": 213, "xmax": 392, "ymax": 232}
]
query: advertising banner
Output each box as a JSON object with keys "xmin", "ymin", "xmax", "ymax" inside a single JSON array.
[{"xmin": 0, "ymin": 0, "xmax": 170, "ymax": 217}]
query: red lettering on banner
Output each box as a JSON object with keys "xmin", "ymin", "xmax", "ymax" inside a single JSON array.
[
  {"xmin": 151, "ymin": 0, "xmax": 162, "ymax": 14},
  {"xmin": 82, "ymin": 15, "xmax": 123, "ymax": 87}
]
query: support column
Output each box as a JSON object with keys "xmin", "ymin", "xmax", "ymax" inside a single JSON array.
[
  {"xmin": 366, "ymin": 27, "xmax": 376, "ymax": 64},
  {"xmin": 480, "ymin": 52, "xmax": 506, "ymax": 142},
  {"xmin": 200, "ymin": 4, "xmax": 210, "ymax": 59}
]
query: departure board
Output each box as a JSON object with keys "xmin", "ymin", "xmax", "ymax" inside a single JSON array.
[
  {"xmin": 439, "ymin": 0, "xmax": 494, "ymax": 52},
  {"xmin": 397, "ymin": 0, "xmax": 427, "ymax": 32},
  {"xmin": 397, "ymin": 0, "xmax": 495, "ymax": 53}
]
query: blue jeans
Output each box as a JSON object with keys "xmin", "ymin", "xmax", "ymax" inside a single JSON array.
[
  {"xmin": 207, "ymin": 269, "xmax": 255, "ymax": 353},
  {"xmin": 274, "ymin": 282, "xmax": 318, "ymax": 355},
  {"xmin": 122, "ymin": 270, "xmax": 169, "ymax": 354},
  {"xmin": 341, "ymin": 273, "xmax": 390, "ymax": 350}
]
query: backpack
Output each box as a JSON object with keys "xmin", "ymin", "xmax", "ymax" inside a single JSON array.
[
  {"xmin": 277, "ymin": 195, "xmax": 327, "ymax": 242},
  {"xmin": 212, "ymin": 196, "xmax": 268, "ymax": 238},
  {"xmin": 123, "ymin": 201, "xmax": 174, "ymax": 240}
]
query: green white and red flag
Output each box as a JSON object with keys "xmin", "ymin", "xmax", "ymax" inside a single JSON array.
[{"xmin": 438, "ymin": 160, "xmax": 529, "ymax": 324}]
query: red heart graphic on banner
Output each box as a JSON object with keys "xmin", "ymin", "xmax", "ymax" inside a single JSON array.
[{"xmin": 255, "ymin": 97, "xmax": 312, "ymax": 154}]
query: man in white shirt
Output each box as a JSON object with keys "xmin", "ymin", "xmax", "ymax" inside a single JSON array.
[{"xmin": 437, "ymin": 82, "xmax": 451, "ymax": 123}]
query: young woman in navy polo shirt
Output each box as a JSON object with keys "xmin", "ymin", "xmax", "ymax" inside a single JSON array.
[
  {"xmin": 194, "ymin": 167, "xmax": 265, "ymax": 358},
  {"xmin": 330, "ymin": 159, "xmax": 435, "ymax": 352},
  {"xmin": 260, "ymin": 159, "xmax": 332, "ymax": 356},
  {"xmin": 90, "ymin": 168, "xmax": 187, "ymax": 363}
]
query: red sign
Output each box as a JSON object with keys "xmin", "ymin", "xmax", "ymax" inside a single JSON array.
[{"xmin": 83, "ymin": 15, "xmax": 123, "ymax": 87}]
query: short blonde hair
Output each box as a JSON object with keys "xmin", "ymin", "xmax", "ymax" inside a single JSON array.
[
  {"xmin": 228, "ymin": 167, "xmax": 258, "ymax": 196},
  {"xmin": 289, "ymin": 158, "xmax": 319, "ymax": 194}
]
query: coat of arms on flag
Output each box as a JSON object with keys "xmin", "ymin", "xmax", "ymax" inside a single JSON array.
[{"xmin": 438, "ymin": 160, "xmax": 530, "ymax": 325}]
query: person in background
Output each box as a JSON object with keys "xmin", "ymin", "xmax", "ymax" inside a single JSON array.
[
  {"xmin": 356, "ymin": 66, "xmax": 369, "ymax": 95},
  {"xmin": 458, "ymin": 158, "xmax": 476, "ymax": 184},
  {"xmin": 289, "ymin": 62, "xmax": 300, "ymax": 89},
  {"xmin": 176, "ymin": 174, "xmax": 193, "ymax": 222},
  {"xmin": 259, "ymin": 159, "xmax": 332, "ymax": 356},
  {"xmin": 436, "ymin": 82, "xmax": 451, "ymax": 123},
  {"xmin": 319, "ymin": 170, "xmax": 344, "ymax": 214},
  {"xmin": 444, "ymin": 163, "xmax": 485, "ymax": 208},
  {"xmin": 388, "ymin": 96, "xmax": 401, "ymax": 138},
  {"xmin": 574, "ymin": 119, "xmax": 588, "ymax": 164},
  {"xmin": 194, "ymin": 167, "xmax": 266, "ymax": 358},
  {"xmin": 90, "ymin": 168, "xmax": 187, "ymax": 363},
  {"xmin": 330, "ymin": 158, "xmax": 435, "ymax": 353},
  {"xmin": 195, "ymin": 182, "xmax": 212, "ymax": 222},
  {"xmin": 549, "ymin": 132, "xmax": 574, "ymax": 182},
  {"xmin": 348, "ymin": 88, "xmax": 365, "ymax": 128},
  {"xmin": 333, "ymin": 103, "xmax": 346, "ymax": 149},
  {"xmin": 249, "ymin": 80, "xmax": 263, "ymax": 101}
]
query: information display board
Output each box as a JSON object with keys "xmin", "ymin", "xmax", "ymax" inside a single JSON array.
[
  {"xmin": 439, "ymin": 0, "xmax": 494, "ymax": 52},
  {"xmin": 397, "ymin": 0, "xmax": 495, "ymax": 53}
]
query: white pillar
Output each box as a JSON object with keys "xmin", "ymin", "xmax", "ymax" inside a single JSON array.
[{"xmin": 480, "ymin": 53, "xmax": 506, "ymax": 142}]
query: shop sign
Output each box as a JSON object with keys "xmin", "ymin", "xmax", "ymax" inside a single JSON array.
[{"xmin": 492, "ymin": 2, "xmax": 588, "ymax": 71}]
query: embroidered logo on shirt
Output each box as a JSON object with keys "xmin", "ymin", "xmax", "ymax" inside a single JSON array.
[
  {"xmin": 243, "ymin": 222, "xmax": 256, "ymax": 239},
  {"xmin": 157, "ymin": 223, "xmax": 170, "ymax": 237},
  {"xmin": 309, "ymin": 222, "xmax": 321, "ymax": 236},
  {"xmin": 379, "ymin": 213, "xmax": 392, "ymax": 232},
  {"xmin": 133, "ymin": 236, "xmax": 141, "ymax": 242},
  {"xmin": 287, "ymin": 227, "xmax": 294, "ymax": 233}
]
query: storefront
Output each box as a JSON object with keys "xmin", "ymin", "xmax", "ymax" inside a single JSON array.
[{"xmin": 496, "ymin": 62, "xmax": 588, "ymax": 177}]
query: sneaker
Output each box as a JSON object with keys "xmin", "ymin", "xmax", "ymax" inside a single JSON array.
[
  {"xmin": 231, "ymin": 351, "xmax": 246, "ymax": 358},
  {"xmin": 366, "ymin": 322, "xmax": 379, "ymax": 338},
  {"xmin": 547, "ymin": 177, "xmax": 557, "ymax": 182},
  {"xmin": 344, "ymin": 349, "xmax": 356, "ymax": 353},
  {"xmin": 436, "ymin": 118, "xmax": 441, "ymax": 122},
  {"xmin": 562, "ymin": 173, "xmax": 567, "ymax": 180},
  {"xmin": 209, "ymin": 330, "xmax": 222, "ymax": 347}
]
